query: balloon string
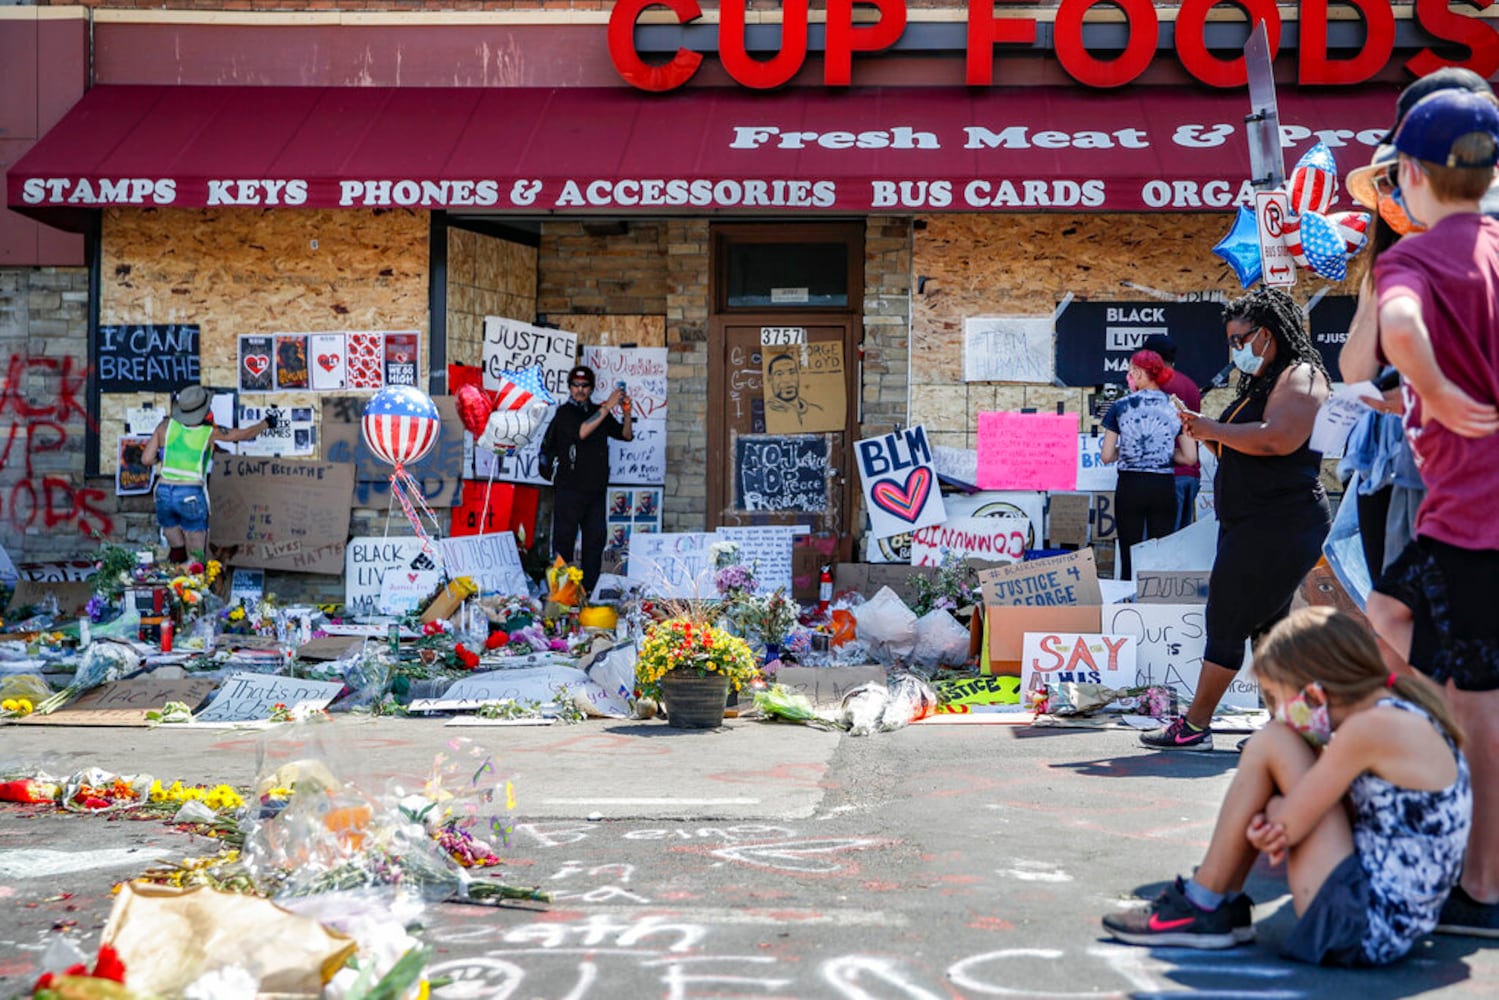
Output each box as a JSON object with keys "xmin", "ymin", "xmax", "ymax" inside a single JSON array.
[{"xmin": 390, "ymin": 464, "xmax": 447, "ymax": 573}]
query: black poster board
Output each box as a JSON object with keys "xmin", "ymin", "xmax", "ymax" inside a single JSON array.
[
  {"xmin": 1054, "ymin": 301, "xmax": 1226, "ymax": 390},
  {"xmin": 96, "ymin": 325, "xmax": 200, "ymax": 392},
  {"xmin": 1307, "ymin": 295, "xmax": 1357, "ymax": 379},
  {"xmin": 734, "ymin": 434, "xmax": 828, "ymax": 512}
]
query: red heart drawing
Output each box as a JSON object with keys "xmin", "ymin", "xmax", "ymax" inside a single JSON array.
[
  {"xmin": 317, "ymin": 353, "xmax": 340, "ymax": 372},
  {"xmin": 407, "ymin": 573, "xmax": 418, "ymax": 584},
  {"xmin": 871, "ymin": 467, "xmax": 932, "ymax": 524},
  {"xmin": 244, "ymin": 355, "xmax": 270, "ymax": 378}
]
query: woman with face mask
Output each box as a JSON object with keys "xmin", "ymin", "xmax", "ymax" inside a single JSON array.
[
  {"xmin": 1139, "ymin": 288, "xmax": 1333, "ymax": 752},
  {"xmin": 1100, "ymin": 349, "xmax": 1198, "ymax": 580}
]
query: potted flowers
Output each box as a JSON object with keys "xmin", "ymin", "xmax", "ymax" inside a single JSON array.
[{"xmin": 635, "ymin": 618, "xmax": 759, "ymax": 729}]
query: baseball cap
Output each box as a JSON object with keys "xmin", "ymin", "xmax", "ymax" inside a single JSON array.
[
  {"xmin": 172, "ymin": 385, "xmax": 212, "ymax": 426},
  {"xmin": 1140, "ymin": 334, "xmax": 1177, "ymax": 364},
  {"xmin": 1393, "ymin": 89, "xmax": 1499, "ymax": 168},
  {"xmin": 567, "ymin": 365, "xmax": 596, "ymax": 386},
  {"xmin": 1379, "ymin": 67, "xmax": 1495, "ymax": 144}
]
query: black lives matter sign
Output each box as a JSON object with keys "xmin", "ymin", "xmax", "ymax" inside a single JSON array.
[
  {"xmin": 1054, "ymin": 302, "xmax": 1226, "ymax": 390},
  {"xmin": 97, "ymin": 325, "xmax": 200, "ymax": 392}
]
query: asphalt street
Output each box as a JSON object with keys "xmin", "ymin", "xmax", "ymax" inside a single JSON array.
[{"xmin": 1, "ymin": 715, "xmax": 1495, "ymax": 998}]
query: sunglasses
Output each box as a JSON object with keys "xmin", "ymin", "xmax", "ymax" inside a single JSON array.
[
  {"xmin": 569, "ymin": 380, "xmax": 594, "ymax": 388},
  {"xmin": 1227, "ymin": 327, "xmax": 1263, "ymax": 351}
]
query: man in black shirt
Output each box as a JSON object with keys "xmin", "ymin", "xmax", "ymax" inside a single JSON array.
[{"xmin": 549, "ymin": 364, "xmax": 633, "ymax": 594}]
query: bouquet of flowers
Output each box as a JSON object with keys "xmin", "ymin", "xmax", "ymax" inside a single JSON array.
[
  {"xmin": 726, "ymin": 589, "xmax": 802, "ymax": 652},
  {"xmin": 545, "ymin": 556, "xmax": 585, "ymax": 611},
  {"xmin": 169, "ymin": 560, "xmax": 223, "ymax": 621},
  {"xmin": 635, "ymin": 617, "xmax": 760, "ymax": 700},
  {"xmin": 910, "ymin": 548, "xmax": 980, "ymax": 618}
]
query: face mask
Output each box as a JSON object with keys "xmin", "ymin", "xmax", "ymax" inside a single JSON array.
[
  {"xmin": 1230, "ymin": 339, "xmax": 1264, "ymax": 376},
  {"xmin": 1126, "ymin": 373, "xmax": 1138, "ymax": 392},
  {"xmin": 1391, "ymin": 185, "xmax": 1426, "ymax": 231},
  {"xmin": 1378, "ymin": 194, "xmax": 1425, "ymax": 236},
  {"xmin": 1275, "ymin": 685, "xmax": 1332, "ymax": 748}
]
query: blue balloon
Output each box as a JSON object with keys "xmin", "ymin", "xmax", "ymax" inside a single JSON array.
[{"xmin": 1212, "ymin": 205, "xmax": 1263, "ymax": 288}]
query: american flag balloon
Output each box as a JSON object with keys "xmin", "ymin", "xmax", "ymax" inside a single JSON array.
[
  {"xmin": 1300, "ymin": 211, "xmax": 1351, "ymax": 282},
  {"xmin": 1280, "ymin": 213, "xmax": 1308, "ymax": 267},
  {"xmin": 1288, "ymin": 142, "xmax": 1339, "ymax": 216},
  {"xmin": 1327, "ymin": 210, "xmax": 1371, "ymax": 255},
  {"xmin": 362, "ymin": 386, "xmax": 441, "ymax": 467},
  {"xmin": 492, "ymin": 366, "xmax": 552, "ymax": 411}
]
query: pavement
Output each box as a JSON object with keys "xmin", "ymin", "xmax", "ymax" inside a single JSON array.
[{"xmin": 1, "ymin": 714, "xmax": 1495, "ymax": 998}]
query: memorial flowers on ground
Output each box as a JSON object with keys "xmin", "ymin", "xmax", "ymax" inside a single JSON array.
[{"xmin": 635, "ymin": 617, "xmax": 760, "ymax": 700}]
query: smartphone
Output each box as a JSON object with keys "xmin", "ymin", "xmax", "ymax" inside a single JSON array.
[{"xmin": 616, "ymin": 380, "xmax": 627, "ymax": 391}]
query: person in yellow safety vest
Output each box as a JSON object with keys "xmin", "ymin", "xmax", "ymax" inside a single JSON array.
[{"xmin": 140, "ymin": 385, "xmax": 276, "ymax": 565}]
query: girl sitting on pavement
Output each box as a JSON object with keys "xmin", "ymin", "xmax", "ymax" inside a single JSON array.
[{"xmin": 1104, "ymin": 606, "xmax": 1471, "ymax": 965}]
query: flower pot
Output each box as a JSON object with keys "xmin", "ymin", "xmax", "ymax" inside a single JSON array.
[{"xmin": 659, "ymin": 671, "xmax": 730, "ymax": 729}]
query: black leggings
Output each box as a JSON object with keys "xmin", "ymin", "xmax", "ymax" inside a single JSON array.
[
  {"xmin": 1204, "ymin": 500, "xmax": 1331, "ymax": 670},
  {"xmin": 1114, "ymin": 471, "xmax": 1177, "ymax": 580}
]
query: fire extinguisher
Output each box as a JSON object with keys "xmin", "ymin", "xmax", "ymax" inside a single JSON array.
[{"xmin": 817, "ymin": 565, "xmax": 833, "ymax": 617}]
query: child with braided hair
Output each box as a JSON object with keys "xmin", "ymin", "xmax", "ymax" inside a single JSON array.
[{"xmin": 1139, "ymin": 288, "xmax": 1333, "ymax": 752}]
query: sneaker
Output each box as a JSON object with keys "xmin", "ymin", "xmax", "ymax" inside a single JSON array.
[
  {"xmin": 1435, "ymin": 886, "xmax": 1499, "ymax": 938},
  {"xmin": 1140, "ymin": 717, "xmax": 1214, "ymax": 752},
  {"xmin": 1227, "ymin": 892, "xmax": 1256, "ymax": 943},
  {"xmin": 1103, "ymin": 877, "xmax": 1239, "ymax": 949}
]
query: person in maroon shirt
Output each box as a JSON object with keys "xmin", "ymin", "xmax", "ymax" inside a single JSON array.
[{"xmin": 1143, "ymin": 334, "xmax": 1202, "ymax": 530}]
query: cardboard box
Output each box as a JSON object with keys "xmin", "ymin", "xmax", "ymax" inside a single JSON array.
[
  {"xmin": 6, "ymin": 580, "xmax": 94, "ymax": 618},
  {"xmin": 986, "ymin": 605, "xmax": 1101, "ymax": 676},
  {"xmin": 420, "ymin": 583, "xmax": 467, "ymax": 624}
]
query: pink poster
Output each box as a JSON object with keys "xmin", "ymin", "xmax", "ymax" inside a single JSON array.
[{"xmin": 977, "ymin": 411, "xmax": 1080, "ymax": 491}]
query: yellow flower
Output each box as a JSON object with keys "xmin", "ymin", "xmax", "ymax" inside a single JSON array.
[
  {"xmin": 228, "ymin": 607, "xmax": 246, "ymax": 621},
  {"xmin": 206, "ymin": 560, "xmax": 222, "ymax": 582}
]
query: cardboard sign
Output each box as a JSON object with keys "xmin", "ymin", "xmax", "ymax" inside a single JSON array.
[
  {"xmin": 408, "ymin": 665, "xmax": 619, "ymax": 716},
  {"xmin": 450, "ymin": 481, "xmax": 541, "ymax": 545},
  {"xmin": 1047, "ymin": 493, "xmax": 1092, "ymax": 547},
  {"xmin": 762, "ymin": 341, "xmax": 845, "ymax": 434},
  {"xmin": 1130, "ymin": 515, "xmax": 1218, "ymax": 575},
  {"xmin": 1075, "ymin": 434, "xmax": 1119, "ymax": 491},
  {"xmin": 1092, "ymin": 492, "xmax": 1117, "ymax": 542},
  {"xmin": 20, "ymin": 679, "xmax": 219, "ymax": 727},
  {"xmin": 208, "ymin": 459, "xmax": 355, "ymax": 574},
  {"xmin": 322, "ymin": 395, "xmax": 465, "ymax": 507},
  {"xmin": 97, "ymin": 324, "xmax": 200, "ymax": 392},
  {"xmin": 1020, "ymin": 632, "xmax": 1137, "ymax": 700},
  {"xmin": 194, "ymin": 672, "xmax": 345, "ymax": 723},
  {"xmin": 439, "ymin": 532, "xmax": 529, "ymax": 597},
  {"xmin": 911, "ymin": 517, "xmax": 1028, "ymax": 567},
  {"xmin": 856, "ymin": 425, "xmax": 947, "ymax": 539},
  {"xmin": 979, "ymin": 550, "xmax": 1102, "ymax": 607},
  {"xmin": 963, "ymin": 315, "xmax": 1055, "ymax": 383},
  {"xmin": 977, "ymin": 411, "xmax": 1080, "ymax": 491},
  {"xmin": 734, "ymin": 434, "xmax": 828, "ymax": 512},
  {"xmin": 1101, "ymin": 603, "xmax": 1259, "ymax": 709},
  {"xmin": 627, "ymin": 532, "xmax": 715, "ymax": 599},
  {"xmin": 116, "ymin": 437, "xmax": 155, "ymax": 496},
  {"xmin": 344, "ymin": 537, "xmax": 437, "ymax": 617},
  {"xmin": 1134, "ymin": 570, "xmax": 1211, "ymax": 605},
  {"xmin": 716, "ymin": 525, "xmax": 799, "ymax": 595},
  {"xmin": 834, "ymin": 563, "xmax": 927, "ymax": 606},
  {"xmin": 479, "ymin": 317, "xmax": 577, "ymax": 486},
  {"xmin": 931, "ymin": 674, "xmax": 1020, "ymax": 710},
  {"xmin": 379, "ymin": 566, "xmax": 442, "ymax": 615},
  {"xmin": 987, "ymin": 605, "xmax": 1101, "ymax": 676},
  {"xmin": 773, "ymin": 665, "xmax": 887, "ymax": 708},
  {"xmin": 6, "ymin": 580, "xmax": 93, "ymax": 617},
  {"xmin": 583, "ymin": 345, "xmax": 668, "ymax": 485}
]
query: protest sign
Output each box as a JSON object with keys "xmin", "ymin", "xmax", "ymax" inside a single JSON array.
[
  {"xmin": 717, "ymin": 525, "xmax": 800, "ymax": 594},
  {"xmin": 97, "ymin": 325, "xmax": 199, "ymax": 393},
  {"xmin": 931, "ymin": 674, "xmax": 1021, "ymax": 710},
  {"xmin": 308, "ymin": 332, "xmax": 347, "ymax": 391},
  {"xmin": 911, "ymin": 517, "xmax": 1028, "ymax": 567},
  {"xmin": 931, "ymin": 445, "xmax": 978, "ymax": 488},
  {"xmin": 979, "ymin": 550, "xmax": 1101, "ymax": 607},
  {"xmin": 762, "ymin": 341, "xmax": 845, "ymax": 434},
  {"xmin": 987, "ymin": 605, "xmax": 1101, "ymax": 676},
  {"xmin": 379, "ymin": 566, "xmax": 442, "ymax": 616},
  {"xmin": 236, "ymin": 401, "xmax": 316, "ymax": 458},
  {"xmin": 627, "ymin": 532, "xmax": 716, "ymax": 599},
  {"xmin": 963, "ymin": 316, "xmax": 1054, "ymax": 383},
  {"xmin": 1020, "ymin": 632, "xmax": 1137, "ymax": 701},
  {"xmin": 208, "ymin": 459, "xmax": 354, "ymax": 574},
  {"xmin": 344, "ymin": 537, "xmax": 437, "ymax": 616},
  {"xmin": 855, "ymin": 425, "xmax": 947, "ymax": 539},
  {"xmin": 977, "ymin": 412, "xmax": 1080, "ymax": 491},
  {"xmin": 1101, "ymin": 603, "xmax": 1259, "ymax": 709},
  {"xmin": 583, "ymin": 345, "xmax": 668, "ymax": 485},
  {"xmin": 1310, "ymin": 381, "xmax": 1379, "ymax": 458},
  {"xmin": 408, "ymin": 665, "xmax": 621, "ymax": 717},
  {"xmin": 20, "ymin": 679, "xmax": 220, "ymax": 727},
  {"xmin": 1075, "ymin": 434, "xmax": 1119, "ymax": 491},
  {"xmin": 194, "ymin": 673, "xmax": 345, "ymax": 723},
  {"xmin": 1092, "ymin": 492, "xmax": 1117, "ymax": 542},
  {"xmin": 1054, "ymin": 300, "xmax": 1226, "ymax": 388},
  {"xmin": 943, "ymin": 491, "xmax": 1045, "ymax": 548},
  {"xmin": 1134, "ymin": 570, "xmax": 1211, "ymax": 604},
  {"xmin": 1047, "ymin": 493, "xmax": 1092, "ymax": 547},
  {"xmin": 479, "ymin": 317, "xmax": 577, "ymax": 485},
  {"xmin": 1129, "ymin": 515, "xmax": 1218, "ymax": 575},
  {"xmin": 773, "ymin": 665, "xmax": 887, "ymax": 708},
  {"xmin": 229, "ymin": 569, "xmax": 264, "ymax": 608},
  {"xmin": 439, "ymin": 532, "xmax": 529, "ymax": 597},
  {"xmin": 734, "ymin": 434, "xmax": 828, "ymax": 512},
  {"xmin": 322, "ymin": 395, "xmax": 465, "ymax": 507}
]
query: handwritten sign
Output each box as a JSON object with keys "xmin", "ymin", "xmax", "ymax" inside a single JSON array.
[
  {"xmin": 855, "ymin": 425, "xmax": 947, "ymax": 539},
  {"xmin": 964, "ymin": 316, "xmax": 1055, "ymax": 383},
  {"xmin": 1310, "ymin": 380, "xmax": 1379, "ymax": 458},
  {"xmin": 1101, "ymin": 603, "xmax": 1259, "ymax": 709},
  {"xmin": 1048, "ymin": 493, "xmax": 1092, "ymax": 547},
  {"xmin": 379, "ymin": 566, "xmax": 442, "ymax": 615},
  {"xmin": 439, "ymin": 533, "xmax": 529, "ymax": 597},
  {"xmin": 734, "ymin": 434, "xmax": 828, "ymax": 512},
  {"xmin": 627, "ymin": 532, "xmax": 715, "ymax": 599},
  {"xmin": 931, "ymin": 444, "xmax": 979, "ymax": 488},
  {"xmin": 208, "ymin": 459, "xmax": 355, "ymax": 574},
  {"xmin": 583, "ymin": 345, "xmax": 669, "ymax": 485},
  {"xmin": 1020, "ymin": 632, "xmax": 1137, "ymax": 700},
  {"xmin": 323, "ymin": 395, "xmax": 465, "ymax": 507},
  {"xmin": 194, "ymin": 673, "xmax": 346, "ymax": 723},
  {"xmin": 762, "ymin": 341, "xmax": 845, "ymax": 434},
  {"xmin": 1075, "ymin": 434, "xmax": 1119, "ymax": 491},
  {"xmin": 979, "ymin": 550, "xmax": 1101, "ymax": 607},
  {"xmin": 480, "ymin": 317, "xmax": 577, "ymax": 485},
  {"xmin": 408, "ymin": 665, "xmax": 620, "ymax": 717},
  {"xmin": 1134, "ymin": 570, "xmax": 1211, "ymax": 604},
  {"xmin": 717, "ymin": 525, "xmax": 799, "ymax": 594},
  {"xmin": 22, "ymin": 679, "xmax": 220, "ymax": 727},
  {"xmin": 910, "ymin": 517, "xmax": 1028, "ymax": 567},
  {"xmin": 97, "ymin": 325, "xmax": 200, "ymax": 392},
  {"xmin": 931, "ymin": 674, "xmax": 1021, "ymax": 710},
  {"xmin": 344, "ymin": 537, "xmax": 437, "ymax": 617},
  {"xmin": 977, "ymin": 411, "xmax": 1080, "ymax": 491},
  {"xmin": 773, "ymin": 665, "xmax": 887, "ymax": 708}
]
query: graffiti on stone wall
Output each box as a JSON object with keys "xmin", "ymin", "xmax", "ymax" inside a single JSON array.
[{"xmin": 0, "ymin": 354, "xmax": 112, "ymax": 537}]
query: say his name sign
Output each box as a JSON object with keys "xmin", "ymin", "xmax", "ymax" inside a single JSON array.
[
  {"xmin": 977, "ymin": 411, "xmax": 1079, "ymax": 492},
  {"xmin": 1020, "ymin": 632, "xmax": 1137, "ymax": 702},
  {"xmin": 856, "ymin": 425, "xmax": 946, "ymax": 539}
]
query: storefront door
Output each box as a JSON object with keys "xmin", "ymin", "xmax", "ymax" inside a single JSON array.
[{"xmin": 706, "ymin": 223, "xmax": 863, "ymax": 553}]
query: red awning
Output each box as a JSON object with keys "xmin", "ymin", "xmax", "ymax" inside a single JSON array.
[{"xmin": 8, "ymin": 84, "xmax": 1401, "ymax": 230}]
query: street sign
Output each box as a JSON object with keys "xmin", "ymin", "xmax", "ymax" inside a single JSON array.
[
  {"xmin": 1244, "ymin": 20, "xmax": 1286, "ymax": 191},
  {"xmin": 1255, "ymin": 190, "xmax": 1297, "ymax": 288}
]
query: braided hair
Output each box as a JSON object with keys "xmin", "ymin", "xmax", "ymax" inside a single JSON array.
[{"xmin": 1221, "ymin": 288, "xmax": 1331, "ymax": 401}]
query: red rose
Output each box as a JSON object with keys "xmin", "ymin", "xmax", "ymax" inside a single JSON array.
[
  {"xmin": 93, "ymin": 944, "xmax": 126, "ymax": 983},
  {"xmin": 484, "ymin": 630, "xmax": 509, "ymax": 650}
]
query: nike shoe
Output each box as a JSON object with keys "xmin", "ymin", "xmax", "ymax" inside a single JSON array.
[
  {"xmin": 1436, "ymin": 886, "xmax": 1499, "ymax": 938},
  {"xmin": 1227, "ymin": 892, "xmax": 1256, "ymax": 943},
  {"xmin": 1139, "ymin": 717, "xmax": 1214, "ymax": 752},
  {"xmin": 1103, "ymin": 877, "xmax": 1239, "ymax": 949}
]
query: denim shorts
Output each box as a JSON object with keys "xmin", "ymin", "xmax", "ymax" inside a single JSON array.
[
  {"xmin": 1280, "ymin": 853, "xmax": 1373, "ymax": 967},
  {"xmin": 155, "ymin": 483, "xmax": 209, "ymax": 532}
]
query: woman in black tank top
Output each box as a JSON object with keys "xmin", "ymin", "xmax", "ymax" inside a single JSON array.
[{"xmin": 1140, "ymin": 289, "xmax": 1334, "ymax": 752}]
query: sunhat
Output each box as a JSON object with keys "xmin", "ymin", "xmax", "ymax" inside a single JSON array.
[{"xmin": 172, "ymin": 385, "xmax": 212, "ymax": 427}]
